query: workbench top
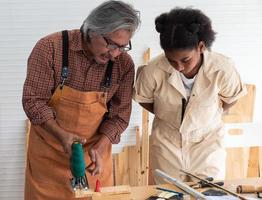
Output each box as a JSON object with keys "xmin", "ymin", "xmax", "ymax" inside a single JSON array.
[
  {"xmin": 76, "ymin": 178, "xmax": 262, "ymax": 199},
  {"xmin": 130, "ymin": 178, "xmax": 262, "ymax": 200}
]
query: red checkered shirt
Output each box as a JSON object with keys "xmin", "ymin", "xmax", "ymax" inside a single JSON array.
[{"xmin": 22, "ymin": 29, "xmax": 135, "ymax": 144}]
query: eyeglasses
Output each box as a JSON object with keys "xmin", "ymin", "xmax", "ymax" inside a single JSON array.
[{"xmin": 103, "ymin": 37, "xmax": 132, "ymax": 52}]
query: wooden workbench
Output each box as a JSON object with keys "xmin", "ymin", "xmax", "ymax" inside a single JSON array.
[
  {"xmin": 76, "ymin": 178, "xmax": 262, "ymax": 199},
  {"xmin": 130, "ymin": 178, "xmax": 262, "ymax": 199}
]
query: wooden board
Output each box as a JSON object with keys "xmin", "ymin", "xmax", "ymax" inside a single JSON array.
[
  {"xmin": 113, "ymin": 147, "xmax": 130, "ymax": 185},
  {"xmin": 258, "ymin": 147, "xmax": 262, "ymax": 177},
  {"xmin": 141, "ymin": 48, "xmax": 150, "ymax": 186},
  {"xmin": 223, "ymin": 84, "xmax": 259, "ymax": 179},
  {"xmin": 128, "ymin": 126, "xmax": 142, "ymax": 186},
  {"xmin": 141, "ymin": 107, "xmax": 149, "ymax": 186},
  {"xmin": 226, "ymin": 147, "xmax": 250, "ymax": 179},
  {"xmin": 247, "ymin": 146, "xmax": 260, "ymax": 177},
  {"xmin": 113, "ymin": 127, "xmax": 142, "ymax": 186},
  {"xmin": 75, "ymin": 185, "xmax": 131, "ymax": 199},
  {"xmin": 223, "ymin": 84, "xmax": 256, "ymax": 123}
]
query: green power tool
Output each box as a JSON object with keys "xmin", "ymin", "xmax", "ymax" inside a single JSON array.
[{"xmin": 70, "ymin": 142, "xmax": 89, "ymax": 191}]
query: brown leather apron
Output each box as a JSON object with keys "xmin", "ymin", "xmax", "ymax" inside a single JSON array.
[{"xmin": 25, "ymin": 30, "xmax": 113, "ymax": 200}]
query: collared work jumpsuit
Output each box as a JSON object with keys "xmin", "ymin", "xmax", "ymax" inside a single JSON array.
[{"xmin": 133, "ymin": 50, "xmax": 247, "ymax": 183}]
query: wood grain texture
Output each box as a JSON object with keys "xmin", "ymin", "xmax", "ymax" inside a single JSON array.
[
  {"xmin": 223, "ymin": 84, "xmax": 256, "ymax": 123},
  {"xmin": 141, "ymin": 48, "xmax": 151, "ymax": 186}
]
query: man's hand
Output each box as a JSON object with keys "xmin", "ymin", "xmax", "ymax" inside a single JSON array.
[
  {"xmin": 60, "ymin": 132, "xmax": 86, "ymax": 155},
  {"xmin": 87, "ymin": 134, "xmax": 111, "ymax": 176},
  {"xmin": 41, "ymin": 119, "xmax": 86, "ymax": 155}
]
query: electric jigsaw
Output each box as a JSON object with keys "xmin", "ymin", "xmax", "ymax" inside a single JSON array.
[{"xmin": 70, "ymin": 142, "xmax": 89, "ymax": 192}]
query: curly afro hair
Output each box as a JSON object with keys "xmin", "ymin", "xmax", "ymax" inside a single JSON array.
[{"xmin": 155, "ymin": 7, "xmax": 216, "ymax": 50}]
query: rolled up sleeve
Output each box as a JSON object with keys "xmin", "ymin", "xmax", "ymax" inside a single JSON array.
[
  {"xmin": 133, "ymin": 65, "xmax": 156, "ymax": 103},
  {"xmin": 219, "ymin": 61, "xmax": 247, "ymax": 104}
]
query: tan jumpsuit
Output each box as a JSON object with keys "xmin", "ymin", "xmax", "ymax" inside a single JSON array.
[{"xmin": 133, "ymin": 50, "xmax": 247, "ymax": 183}]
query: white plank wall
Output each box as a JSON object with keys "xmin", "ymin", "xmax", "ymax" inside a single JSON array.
[{"xmin": 0, "ymin": 0, "xmax": 262, "ymax": 199}]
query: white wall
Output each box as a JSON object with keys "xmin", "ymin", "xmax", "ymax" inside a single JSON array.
[{"xmin": 0, "ymin": 0, "xmax": 262, "ymax": 199}]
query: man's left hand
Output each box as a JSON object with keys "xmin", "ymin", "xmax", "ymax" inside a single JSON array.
[{"xmin": 87, "ymin": 134, "xmax": 111, "ymax": 176}]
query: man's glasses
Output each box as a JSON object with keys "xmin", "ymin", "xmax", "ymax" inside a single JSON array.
[{"xmin": 103, "ymin": 37, "xmax": 132, "ymax": 52}]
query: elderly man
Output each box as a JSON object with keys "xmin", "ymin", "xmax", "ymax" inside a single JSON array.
[{"xmin": 22, "ymin": 1, "xmax": 140, "ymax": 199}]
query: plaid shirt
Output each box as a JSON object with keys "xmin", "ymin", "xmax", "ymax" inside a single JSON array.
[{"xmin": 22, "ymin": 29, "xmax": 135, "ymax": 144}]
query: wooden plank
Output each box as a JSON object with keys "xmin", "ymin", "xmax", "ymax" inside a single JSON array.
[
  {"xmin": 75, "ymin": 185, "xmax": 131, "ymax": 199},
  {"xmin": 247, "ymin": 147, "xmax": 259, "ymax": 177},
  {"xmin": 92, "ymin": 193, "xmax": 130, "ymax": 200},
  {"xmin": 128, "ymin": 127, "xmax": 142, "ymax": 186},
  {"xmin": 113, "ymin": 147, "xmax": 130, "ymax": 185},
  {"xmin": 140, "ymin": 48, "xmax": 150, "ymax": 186},
  {"xmin": 141, "ymin": 109, "xmax": 149, "ymax": 186},
  {"xmin": 258, "ymin": 147, "xmax": 262, "ymax": 177},
  {"xmin": 113, "ymin": 127, "xmax": 142, "ymax": 186},
  {"xmin": 226, "ymin": 147, "xmax": 250, "ymax": 180},
  {"xmin": 223, "ymin": 84, "xmax": 256, "ymax": 123},
  {"xmin": 223, "ymin": 84, "xmax": 259, "ymax": 179}
]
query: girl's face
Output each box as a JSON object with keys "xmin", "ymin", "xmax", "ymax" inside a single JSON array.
[{"xmin": 165, "ymin": 42, "xmax": 205, "ymax": 78}]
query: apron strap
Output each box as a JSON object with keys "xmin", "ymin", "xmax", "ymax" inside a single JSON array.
[
  {"xmin": 102, "ymin": 60, "xmax": 114, "ymax": 89},
  {"xmin": 102, "ymin": 60, "xmax": 114, "ymax": 116},
  {"xmin": 60, "ymin": 30, "xmax": 114, "ymax": 91},
  {"xmin": 59, "ymin": 30, "xmax": 114, "ymax": 116},
  {"xmin": 60, "ymin": 30, "xmax": 69, "ymax": 89}
]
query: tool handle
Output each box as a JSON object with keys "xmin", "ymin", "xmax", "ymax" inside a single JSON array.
[
  {"xmin": 237, "ymin": 185, "xmax": 262, "ymax": 193},
  {"xmin": 200, "ymin": 181, "xmax": 224, "ymax": 188},
  {"xmin": 70, "ymin": 142, "xmax": 86, "ymax": 178}
]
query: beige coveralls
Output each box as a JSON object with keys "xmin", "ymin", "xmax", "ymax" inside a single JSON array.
[{"xmin": 133, "ymin": 50, "xmax": 247, "ymax": 183}]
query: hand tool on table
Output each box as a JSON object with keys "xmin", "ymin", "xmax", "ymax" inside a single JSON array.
[
  {"xmin": 190, "ymin": 176, "xmax": 224, "ymax": 189},
  {"xmin": 237, "ymin": 185, "xmax": 262, "ymax": 198},
  {"xmin": 180, "ymin": 169, "xmax": 248, "ymax": 200},
  {"xmin": 70, "ymin": 142, "xmax": 89, "ymax": 191},
  {"xmin": 155, "ymin": 169, "xmax": 207, "ymax": 200}
]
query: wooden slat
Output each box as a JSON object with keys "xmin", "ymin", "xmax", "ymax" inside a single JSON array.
[
  {"xmin": 140, "ymin": 48, "xmax": 150, "ymax": 186},
  {"xmin": 75, "ymin": 185, "xmax": 131, "ymax": 199},
  {"xmin": 141, "ymin": 109, "xmax": 149, "ymax": 186},
  {"xmin": 247, "ymin": 147, "xmax": 260, "ymax": 177},
  {"xmin": 223, "ymin": 84, "xmax": 256, "ymax": 123},
  {"xmin": 128, "ymin": 127, "xmax": 142, "ymax": 186},
  {"xmin": 113, "ymin": 127, "xmax": 142, "ymax": 186},
  {"xmin": 226, "ymin": 147, "xmax": 250, "ymax": 180},
  {"xmin": 113, "ymin": 148, "xmax": 130, "ymax": 185},
  {"xmin": 224, "ymin": 84, "xmax": 259, "ymax": 179},
  {"xmin": 259, "ymin": 147, "xmax": 262, "ymax": 177}
]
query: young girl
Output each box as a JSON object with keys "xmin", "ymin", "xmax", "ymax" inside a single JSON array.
[{"xmin": 133, "ymin": 7, "xmax": 246, "ymax": 183}]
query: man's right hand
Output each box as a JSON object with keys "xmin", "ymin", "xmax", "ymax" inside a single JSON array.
[
  {"xmin": 60, "ymin": 132, "xmax": 86, "ymax": 155},
  {"xmin": 42, "ymin": 119, "xmax": 86, "ymax": 155}
]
